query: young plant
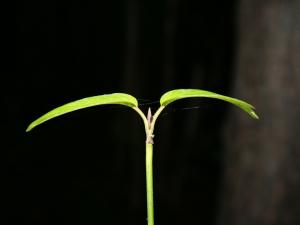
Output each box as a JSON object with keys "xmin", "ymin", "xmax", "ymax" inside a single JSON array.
[{"xmin": 26, "ymin": 89, "xmax": 258, "ymax": 225}]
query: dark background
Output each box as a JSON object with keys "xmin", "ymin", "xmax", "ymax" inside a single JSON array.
[{"xmin": 8, "ymin": 0, "xmax": 300, "ymax": 225}]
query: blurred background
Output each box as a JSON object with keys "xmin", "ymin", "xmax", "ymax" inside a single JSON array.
[{"xmin": 8, "ymin": 0, "xmax": 300, "ymax": 224}]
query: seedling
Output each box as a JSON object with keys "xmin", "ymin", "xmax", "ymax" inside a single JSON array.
[{"xmin": 26, "ymin": 89, "xmax": 258, "ymax": 225}]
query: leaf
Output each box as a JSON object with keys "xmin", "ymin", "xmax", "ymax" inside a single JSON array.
[
  {"xmin": 26, "ymin": 93, "xmax": 138, "ymax": 132},
  {"xmin": 160, "ymin": 89, "xmax": 259, "ymax": 119}
]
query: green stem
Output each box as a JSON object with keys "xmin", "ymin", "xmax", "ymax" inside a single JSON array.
[
  {"xmin": 134, "ymin": 106, "xmax": 166, "ymax": 225},
  {"xmin": 146, "ymin": 143, "xmax": 154, "ymax": 225}
]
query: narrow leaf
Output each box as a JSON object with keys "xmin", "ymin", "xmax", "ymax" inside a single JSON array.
[
  {"xmin": 26, "ymin": 93, "xmax": 138, "ymax": 132},
  {"xmin": 160, "ymin": 89, "xmax": 259, "ymax": 119}
]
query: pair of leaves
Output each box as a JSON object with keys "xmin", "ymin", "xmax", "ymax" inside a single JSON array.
[{"xmin": 26, "ymin": 89, "xmax": 258, "ymax": 132}]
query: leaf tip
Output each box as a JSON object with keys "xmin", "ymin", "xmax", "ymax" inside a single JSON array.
[
  {"xmin": 26, "ymin": 125, "xmax": 32, "ymax": 132},
  {"xmin": 26, "ymin": 122, "xmax": 36, "ymax": 132},
  {"xmin": 249, "ymin": 110, "xmax": 259, "ymax": 119}
]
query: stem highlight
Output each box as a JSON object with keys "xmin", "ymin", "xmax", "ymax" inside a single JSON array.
[{"xmin": 146, "ymin": 143, "xmax": 154, "ymax": 225}]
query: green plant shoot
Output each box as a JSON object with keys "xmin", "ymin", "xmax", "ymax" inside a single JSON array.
[{"xmin": 26, "ymin": 89, "xmax": 259, "ymax": 225}]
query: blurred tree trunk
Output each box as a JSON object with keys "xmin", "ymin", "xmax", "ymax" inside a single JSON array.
[
  {"xmin": 218, "ymin": 0, "xmax": 300, "ymax": 225},
  {"xmin": 112, "ymin": 1, "xmax": 143, "ymax": 223}
]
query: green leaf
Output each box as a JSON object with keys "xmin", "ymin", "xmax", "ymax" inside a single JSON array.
[
  {"xmin": 160, "ymin": 89, "xmax": 259, "ymax": 119},
  {"xmin": 26, "ymin": 93, "xmax": 138, "ymax": 132}
]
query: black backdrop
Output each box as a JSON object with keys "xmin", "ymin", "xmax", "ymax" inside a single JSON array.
[{"xmin": 10, "ymin": 1, "xmax": 236, "ymax": 224}]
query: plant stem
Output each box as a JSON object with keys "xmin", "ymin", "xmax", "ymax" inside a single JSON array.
[
  {"xmin": 134, "ymin": 106, "xmax": 166, "ymax": 225},
  {"xmin": 146, "ymin": 142, "xmax": 154, "ymax": 225}
]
